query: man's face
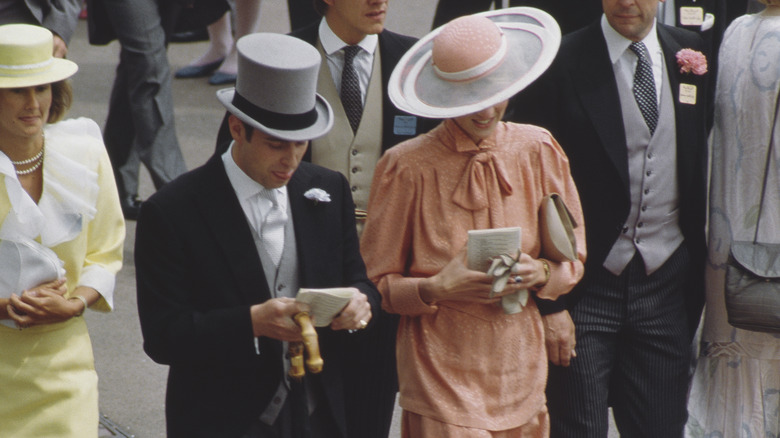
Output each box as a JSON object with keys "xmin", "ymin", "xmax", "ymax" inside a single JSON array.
[
  {"xmin": 229, "ymin": 116, "xmax": 309, "ymax": 189},
  {"xmin": 603, "ymin": 0, "xmax": 663, "ymax": 42},
  {"xmin": 324, "ymin": 0, "xmax": 388, "ymax": 45}
]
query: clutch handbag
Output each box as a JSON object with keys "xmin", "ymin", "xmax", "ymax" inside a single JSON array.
[
  {"xmin": 0, "ymin": 239, "xmax": 64, "ymax": 328},
  {"xmin": 539, "ymin": 193, "xmax": 578, "ymax": 262}
]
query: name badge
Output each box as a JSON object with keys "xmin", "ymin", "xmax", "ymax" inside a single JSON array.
[
  {"xmin": 679, "ymin": 7, "xmax": 704, "ymax": 26},
  {"xmin": 679, "ymin": 83, "xmax": 697, "ymax": 105},
  {"xmin": 393, "ymin": 115, "xmax": 417, "ymax": 136}
]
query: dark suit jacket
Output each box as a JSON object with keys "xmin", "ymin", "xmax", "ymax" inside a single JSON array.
[
  {"xmin": 509, "ymin": 21, "xmax": 708, "ymax": 334},
  {"xmin": 135, "ymin": 157, "xmax": 381, "ymax": 437},
  {"xmin": 214, "ymin": 26, "xmax": 440, "ymax": 156}
]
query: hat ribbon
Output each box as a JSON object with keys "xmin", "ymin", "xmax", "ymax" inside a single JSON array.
[
  {"xmin": 452, "ymin": 151, "xmax": 513, "ymax": 211},
  {"xmin": 0, "ymin": 58, "xmax": 54, "ymax": 76},
  {"xmin": 232, "ymin": 92, "xmax": 318, "ymax": 131},
  {"xmin": 433, "ymin": 33, "xmax": 507, "ymax": 83}
]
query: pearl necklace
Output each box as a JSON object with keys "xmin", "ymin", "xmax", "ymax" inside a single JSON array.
[
  {"xmin": 11, "ymin": 147, "xmax": 44, "ymax": 166},
  {"xmin": 14, "ymin": 145, "xmax": 44, "ymax": 176}
]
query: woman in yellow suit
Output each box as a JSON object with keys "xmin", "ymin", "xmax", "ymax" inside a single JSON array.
[{"xmin": 0, "ymin": 24, "xmax": 124, "ymax": 437}]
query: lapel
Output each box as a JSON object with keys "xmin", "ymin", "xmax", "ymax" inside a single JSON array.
[
  {"xmin": 286, "ymin": 163, "xmax": 322, "ymax": 287},
  {"xmin": 657, "ymin": 24, "xmax": 701, "ymax": 193},
  {"xmin": 194, "ymin": 156, "xmax": 272, "ymax": 304},
  {"xmin": 572, "ymin": 23, "xmax": 631, "ymax": 192}
]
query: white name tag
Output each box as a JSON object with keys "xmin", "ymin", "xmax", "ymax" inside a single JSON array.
[
  {"xmin": 679, "ymin": 83, "xmax": 697, "ymax": 105},
  {"xmin": 680, "ymin": 7, "xmax": 704, "ymax": 26}
]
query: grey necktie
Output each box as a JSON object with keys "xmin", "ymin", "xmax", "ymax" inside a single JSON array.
[
  {"xmin": 340, "ymin": 45, "xmax": 363, "ymax": 133},
  {"xmin": 629, "ymin": 42, "xmax": 659, "ymax": 135},
  {"xmin": 259, "ymin": 189, "xmax": 286, "ymax": 267}
]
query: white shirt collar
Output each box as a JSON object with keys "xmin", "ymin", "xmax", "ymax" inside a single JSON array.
[
  {"xmin": 601, "ymin": 14, "xmax": 662, "ymax": 66},
  {"xmin": 221, "ymin": 143, "xmax": 288, "ymax": 216},
  {"xmin": 318, "ymin": 17, "xmax": 378, "ymax": 56}
]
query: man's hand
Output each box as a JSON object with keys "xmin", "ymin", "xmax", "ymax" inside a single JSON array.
[
  {"xmin": 542, "ymin": 310, "xmax": 577, "ymax": 366},
  {"xmin": 250, "ymin": 297, "xmax": 310, "ymax": 341},
  {"xmin": 52, "ymin": 34, "xmax": 68, "ymax": 58},
  {"xmin": 329, "ymin": 288, "xmax": 371, "ymax": 331}
]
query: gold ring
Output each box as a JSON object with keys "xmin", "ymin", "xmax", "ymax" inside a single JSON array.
[{"xmin": 358, "ymin": 319, "xmax": 368, "ymax": 330}]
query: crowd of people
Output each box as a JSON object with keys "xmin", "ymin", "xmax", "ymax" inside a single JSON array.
[{"xmin": 0, "ymin": 0, "xmax": 778, "ymax": 437}]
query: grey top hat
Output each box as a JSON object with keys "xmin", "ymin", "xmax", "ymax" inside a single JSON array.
[{"xmin": 217, "ymin": 33, "xmax": 333, "ymax": 142}]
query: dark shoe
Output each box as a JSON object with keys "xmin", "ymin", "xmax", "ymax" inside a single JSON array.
[
  {"xmin": 169, "ymin": 28, "xmax": 209, "ymax": 43},
  {"xmin": 174, "ymin": 59, "xmax": 224, "ymax": 79},
  {"xmin": 208, "ymin": 71, "xmax": 237, "ymax": 85},
  {"xmin": 121, "ymin": 197, "xmax": 143, "ymax": 221}
]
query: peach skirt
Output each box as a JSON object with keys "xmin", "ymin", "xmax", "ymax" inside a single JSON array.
[{"xmin": 402, "ymin": 407, "xmax": 550, "ymax": 438}]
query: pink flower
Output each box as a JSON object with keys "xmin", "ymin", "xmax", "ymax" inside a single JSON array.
[{"xmin": 676, "ymin": 49, "xmax": 708, "ymax": 75}]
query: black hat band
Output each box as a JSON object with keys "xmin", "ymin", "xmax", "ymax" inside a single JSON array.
[{"xmin": 232, "ymin": 92, "xmax": 318, "ymax": 131}]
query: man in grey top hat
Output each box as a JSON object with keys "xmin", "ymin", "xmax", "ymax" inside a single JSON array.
[{"xmin": 135, "ymin": 32, "xmax": 380, "ymax": 438}]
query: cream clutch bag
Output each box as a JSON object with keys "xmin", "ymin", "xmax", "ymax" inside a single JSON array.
[{"xmin": 539, "ymin": 193, "xmax": 578, "ymax": 262}]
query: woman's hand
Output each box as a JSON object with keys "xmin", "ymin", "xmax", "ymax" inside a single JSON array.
[
  {"xmin": 508, "ymin": 254, "xmax": 550, "ymax": 291},
  {"xmin": 420, "ymin": 247, "xmax": 524, "ymax": 304},
  {"xmin": 7, "ymin": 279, "xmax": 86, "ymax": 328}
]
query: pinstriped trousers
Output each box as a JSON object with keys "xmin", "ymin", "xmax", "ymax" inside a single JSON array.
[{"xmin": 546, "ymin": 245, "xmax": 692, "ymax": 438}]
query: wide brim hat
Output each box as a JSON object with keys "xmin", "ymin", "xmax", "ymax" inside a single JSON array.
[
  {"xmin": 0, "ymin": 24, "xmax": 78, "ymax": 88},
  {"xmin": 217, "ymin": 32, "xmax": 333, "ymax": 142},
  {"xmin": 388, "ymin": 7, "xmax": 560, "ymax": 119}
]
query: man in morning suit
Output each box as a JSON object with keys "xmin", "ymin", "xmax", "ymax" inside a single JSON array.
[
  {"xmin": 292, "ymin": 1, "xmax": 438, "ymax": 436},
  {"xmin": 220, "ymin": 1, "xmax": 437, "ymax": 436},
  {"xmin": 135, "ymin": 33, "xmax": 380, "ymax": 438},
  {"xmin": 509, "ymin": 0, "xmax": 709, "ymax": 436}
]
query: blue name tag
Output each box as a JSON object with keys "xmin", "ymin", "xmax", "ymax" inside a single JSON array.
[{"xmin": 393, "ymin": 115, "xmax": 417, "ymax": 136}]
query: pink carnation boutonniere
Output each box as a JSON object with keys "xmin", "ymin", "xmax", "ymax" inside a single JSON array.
[{"xmin": 676, "ymin": 49, "xmax": 708, "ymax": 75}]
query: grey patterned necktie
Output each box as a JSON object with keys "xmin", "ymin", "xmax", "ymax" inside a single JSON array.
[
  {"xmin": 629, "ymin": 42, "xmax": 659, "ymax": 135},
  {"xmin": 259, "ymin": 189, "xmax": 286, "ymax": 267},
  {"xmin": 340, "ymin": 45, "xmax": 363, "ymax": 133}
]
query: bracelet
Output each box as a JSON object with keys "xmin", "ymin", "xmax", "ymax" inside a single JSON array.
[
  {"xmin": 69, "ymin": 295, "xmax": 89, "ymax": 317},
  {"xmin": 535, "ymin": 258, "xmax": 551, "ymax": 290}
]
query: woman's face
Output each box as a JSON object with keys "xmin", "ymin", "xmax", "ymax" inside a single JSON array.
[
  {"xmin": 452, "ymin": 100, "xmax": 508, "ymax": 144},
  {"xmin": 0, "ymin": 85, "xmax": 52, "ymax": 141}
]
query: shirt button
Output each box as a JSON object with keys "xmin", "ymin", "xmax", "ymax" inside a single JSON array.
[
  {"xmin": 644, "ymin": 188, "xmax": 650, "ymax": 195},
  {"xmin": 351, "ymin": 149, "xmax": 358, "ymax": 156},
  {"xmin": 637, "ymin": 222, "xmax": 644, "ymax": 228},
  {"xmin": 635, "ymin": 238, "xmax": 642, "ymax": 244},
  {"xmin": 351, "ymin": 186, "xmax": 357, "ymax": 192},
  {"xmin": 646, "ymin": 170, "xmax": 652, "ymax": 177},
  {"xmin": 647, "ymin": 152, "xmax": 654, "ymax": 159},
  {"xmin": 351, "ymin": 167, "xmax": 358, "ymax": 174},
  {"xmin": 622, "ymin": 226, "xmax": 629, "ymax": 234},
  {"xmin": 641, "ymin": 205, "xmax": 647, "ymax": 212},
  {"xmin": 277, "ymin": 284, "xmax": 284, "ymax": 292}
]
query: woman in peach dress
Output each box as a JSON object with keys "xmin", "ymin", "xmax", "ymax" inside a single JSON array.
[{"xmin": 361, "ymin": 9, "xmax": 585, "ymax": 437}]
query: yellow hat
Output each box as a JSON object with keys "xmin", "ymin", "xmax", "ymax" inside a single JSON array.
[{"xmin": 0, "ymin": 24, "xmax": 78, "ymax": 88}]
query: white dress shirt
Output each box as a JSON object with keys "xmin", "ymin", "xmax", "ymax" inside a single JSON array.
[
  {"xmin": 318, "ymin": 17, "xmax": 378, "ymax": 105},
  {"xmin": 221, "ymin": 143, "xmax": 288, "ymax": 237},
  {"xmin": 602, "ymin": 14, "xmax": 664, "ymax": 106}
]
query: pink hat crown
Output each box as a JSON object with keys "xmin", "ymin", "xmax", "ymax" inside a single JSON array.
[{"xmin": 432, "ymin": 15, "xmax": 507, "ymax": 82}]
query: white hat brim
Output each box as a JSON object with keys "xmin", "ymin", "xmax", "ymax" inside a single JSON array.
[
  {"xmin": 217, "ymin": 88, "xmax": 334, "ymax": 142},
  {"xmin": 388, "ymin": 7, "xmax": 561, "ymax": 119},
  {"xmin": 0, "ymin": 57, "xmax": 77, "ymax": 88}
]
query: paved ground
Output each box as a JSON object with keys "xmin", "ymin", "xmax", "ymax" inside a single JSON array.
[{"xmin": 65, "ymin": 1, "xmax": 620, "ymax": 436}]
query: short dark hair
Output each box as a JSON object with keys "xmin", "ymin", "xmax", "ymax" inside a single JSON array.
[
  {"xmin": 241, "ymin": 120, "xmax": 255, "ymax": 141},
  {"xmin": 48, "ymin": 80, "xmax": 72, "ymax": 123},
  {"xmin": 314, "ymin": 0, "xmax": 327, "ymax": 17}
]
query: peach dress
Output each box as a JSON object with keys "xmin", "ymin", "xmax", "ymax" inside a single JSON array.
[{"xmin": 361, "ymin": 120, "xmax": 585, "ymax": 434}]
